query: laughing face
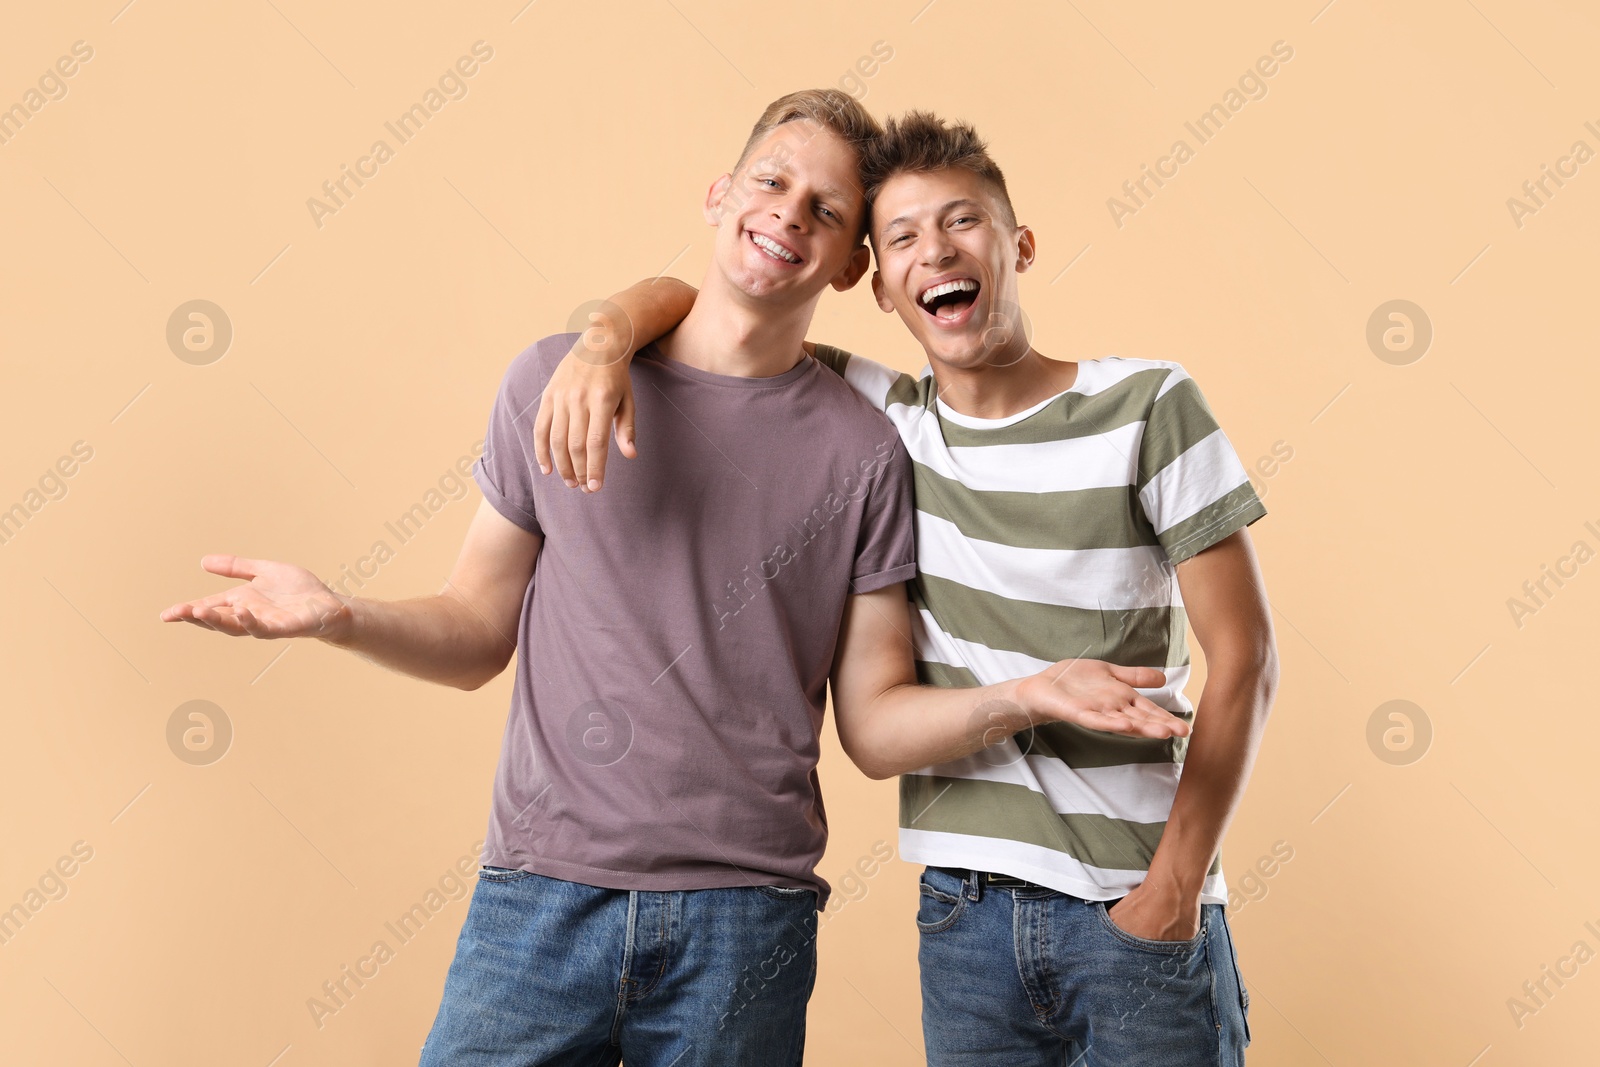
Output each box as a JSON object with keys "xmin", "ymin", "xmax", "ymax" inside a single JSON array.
[
  {"xmin": 869, "ymin": 168, "xmax": 1035, "ymax": 371},
  {"xmin": 703, "ymin": 120, "xmax": 872, "ymax": 309}
]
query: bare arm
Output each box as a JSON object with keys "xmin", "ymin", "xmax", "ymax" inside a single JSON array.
[
  {"xmin": 161, "ymin": 498, "xmax": 541, "ymax": 691},
  {"xmin": 535, "ymin": 277, "xmax": 698, "ymax": 490},
  {"xmin": 1106, "ymin": 528, "xmax": 1279, "ymax": 940},
  {"xmin": 829, "ymin": 585, "xmax": 1188, "ymax": 780}
]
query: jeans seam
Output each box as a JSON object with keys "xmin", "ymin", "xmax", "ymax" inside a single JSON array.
[
  {"xmin": 1203, "ymin": 927, "xmax": 1225, "ymax": 1067},
  {"xmin": 624, "ymin": 892, "xmax": 674, "ymax": 1002},
  {"xmin": 609, "ymin": 891, "xmax": 637, "ymax": 1044},
  {"xmin": 1014, "ymin": 894, "xmax": 1055, "ymax": 1020}
]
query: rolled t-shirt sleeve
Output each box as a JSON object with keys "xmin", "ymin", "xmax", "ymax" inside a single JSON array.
[
  {"xmin": 849, "ymin": 432, "xmax": 918, "ymax": 592},
  {"xmin": 472, "ymin": 340, "xmax": 563, "ymax": 538},
  {"xmin": 1135, "ymin": 365, "xmax": 1266, "ymax": 564}
]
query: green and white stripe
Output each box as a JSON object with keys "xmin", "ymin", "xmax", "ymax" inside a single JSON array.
[{"xmin": 813, "ymin": 344, "xmax": 1265, "ymax": 904}]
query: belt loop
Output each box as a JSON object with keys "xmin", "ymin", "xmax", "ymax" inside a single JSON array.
[{"xmin": 966, "ymin": 869, "xmax": 982, "ymax": 903}]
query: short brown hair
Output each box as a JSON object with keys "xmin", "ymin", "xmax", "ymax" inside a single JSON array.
[
  {"xmin": 731, "ymin": 89, "xmax": 882, "ymax": 240},
  {"xmin": 861, "ymin": 110, "xmax": 1017, "ymax": 242}
]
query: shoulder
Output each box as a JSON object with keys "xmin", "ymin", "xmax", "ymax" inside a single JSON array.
[
  {"xmin": 1084, "ymin": 356, "xmax": 1204, "ymax": 412},
  {"xmin": 802, "ymin": 356, "xmax": 907, "ymax": 454},
  {"xmin": 808, "ymin": 344, "xmax": 926, "ymax": 412},
  {"xmin": 492, "ymin": 332, "xmax": 577, "ymax": 393},
  {"xmin": 1092, "ymin": 355, "xmax": 1191, "ymax": 387}
]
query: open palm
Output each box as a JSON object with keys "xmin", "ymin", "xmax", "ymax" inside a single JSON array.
[{"xmin": 160, "ymin": 555, "xmax": 350, "ymax": 640}]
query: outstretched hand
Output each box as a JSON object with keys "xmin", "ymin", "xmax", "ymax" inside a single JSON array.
[
  {"xmin": 1012, "ymin": 660, "xmax": 1185, "ymax": 738},
  {"xmin": 160, "ymin": 555, "xmax": 352, "ymax": 641}
]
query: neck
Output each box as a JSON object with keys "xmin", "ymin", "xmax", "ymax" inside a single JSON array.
[
  {"xmin": 929, "ymin": 345, "xmax": 1079, "ymax": 420},
  {"xmin": 655, "ymin": 270, "xmax": 816, "ymax": 378}
]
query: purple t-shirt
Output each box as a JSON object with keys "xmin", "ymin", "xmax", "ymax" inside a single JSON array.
[{"xmin": 471, "ymin": 333, "xmax": 916, "ymax": 907}]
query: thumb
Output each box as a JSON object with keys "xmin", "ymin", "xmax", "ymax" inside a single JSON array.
[
  {"xmin": 615, "ymin": 390, "xmax": 638, "ymax": 459},
  {"xmin": 201, "ymin": 554, "xmax": 262, "ymax": 581}
]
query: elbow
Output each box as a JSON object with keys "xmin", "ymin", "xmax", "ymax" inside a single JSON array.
[
  {"xmin": 1208, "ymin": 637, "xmax": 1280, "ymax": 719},
  {"xmin": 1249, "ymin": 641, "xmax": 1281, "ymax": 722},
  {"xmin": 455, "ymin": 652, "xmax": 513, "ymax": 692},
  {"xmin": 842, "ymin": 745, "xmax": 898, "ymax": 782}
]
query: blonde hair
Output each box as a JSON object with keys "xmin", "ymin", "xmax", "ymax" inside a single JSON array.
[{"xmin": 732, "ymin": 89, "xmax": 883, "ymax": 239}]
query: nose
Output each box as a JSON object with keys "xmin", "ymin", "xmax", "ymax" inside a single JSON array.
[
  {"xmin": 917, "ymin": 227, "xmax": 956, "ymax": 266},
  {"xmin": 770, "ymin": 191, "xmax": 809, "ymax": 233}
]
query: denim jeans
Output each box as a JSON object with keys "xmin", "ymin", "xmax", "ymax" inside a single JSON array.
[
  {"xmin": 917, "ymin": 867, "xmax": 1251, "ymax": 1066},
  {"xmin": 419, "ymin": 867, "xmax": 819, "ymax": 1066}
]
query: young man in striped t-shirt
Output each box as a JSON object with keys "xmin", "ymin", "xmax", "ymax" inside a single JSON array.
[{"xmin": 538, "ymin": 111, "xmax": 1278, "ymax": 1066}]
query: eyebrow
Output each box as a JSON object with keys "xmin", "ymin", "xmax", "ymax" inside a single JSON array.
[
  {"xmin": 815, "ymin": 182, "xmax": 854, "ymax": 202},
  {"xmin": 878, "ymin": 198, "xmax": 986, "ymax": 238}
]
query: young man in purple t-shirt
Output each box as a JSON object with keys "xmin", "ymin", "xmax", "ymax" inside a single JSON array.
[{"xmin": 160, "ymin": 91, "xmax": 1187, "ymax": 1066}]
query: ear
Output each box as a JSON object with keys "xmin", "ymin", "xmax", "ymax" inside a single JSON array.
[
  {"xmin": 830, "ymin": 243, "xmax": 873, "ymax": 292},
  {"xmin": 1014, "ymin": 224, "xmax": 1036, "ymax": 274},
  {"xmin": 871, "ymin": 269, "xmax": 895, "ymax": 313},
  {"xmin": 703, "ymin": 173, "xmax": 734, "ymax": 227}
]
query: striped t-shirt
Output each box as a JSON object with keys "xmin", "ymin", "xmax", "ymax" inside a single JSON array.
[{"xmin": 811, "ymin": 345, "xmax": 1267, "ymax": 904}]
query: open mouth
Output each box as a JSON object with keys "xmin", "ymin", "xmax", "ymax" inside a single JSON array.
[
  {"xmin": 747, "ymin": 229, "xmax": 803, "ymax": 266},
  {"xmin": 918, "ymin": 277, "xmax": 981, "ymax": 325}
]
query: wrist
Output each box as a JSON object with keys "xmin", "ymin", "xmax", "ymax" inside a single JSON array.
[
  {"xmin": 1141, "ymin": 859, "xmax": 1206, "ymax": 901},
  {"xmin": 318, "ymin": 594, "xmax": 360, "ymax": 648},
  {"xmin": 976, "ymin": 678, "xmax": 1035, "ymax": 738}
]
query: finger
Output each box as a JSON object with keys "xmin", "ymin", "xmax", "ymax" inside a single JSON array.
[
  {"xmin": 1130, "ymin": 695, "xmax": 1185, "ymax": 725},
  {"xmin": 586, "ymin": 397, "xmax": 613, "ymax": 490},
  {"xmin": 567, "ymin": 401, "xmax": 590, "ymax": 490},
  {"xmin": 1076, "ymin": 709, "xmax": 1148, "ymax": 736},
  {"xmin": 534, "ymin": 389, "xmax": 555, "ymax": 475},
  {"xmin": 614, "ymin": 389, "xmax": 638, "ymax": 460},
  {"xmin": 171, "ymin": 606, "xmax": 220, "ymax": 632},
  {"xmin": 235, "ymin": 603, "xmax": 268, "ymax": 638},
  {"xmin": 200, "ymin": 554, "xmax": 262, "ymax": 581},
  {"xmin": 1129, "ymin": 707, "xmax": 1188, "ymax": 737},
  {"xmin": 1123, "ymin": 697, "xmax": 1190, "ymax": 737},
  {"xmin": 192, "ymin": 603, "xmax": 249, "ymax": 637},
  {"xmin": 549, "ymin": 403, "xmax": 576, "ymax": 487},
  {"xmin": 1109, "ymin": 664, "xmax": 1166, "ymax": 689},
  {"xmin": 162, "ymin": 594, "xmax": 228, "ymax": 621}
]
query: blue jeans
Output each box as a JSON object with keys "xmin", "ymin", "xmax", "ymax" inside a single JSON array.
[
  {"xmin": 917, "ymin": 867, "xmax": 1251, "ymax": 1066},
  {"xmin": 419, "ymin": 867, "xmax": 819, "ymax": 1066}
]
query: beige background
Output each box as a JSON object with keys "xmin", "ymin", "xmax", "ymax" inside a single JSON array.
[{"xmin": 1, "ymin": 0, "xmax": 1595, "ymax": 1063}]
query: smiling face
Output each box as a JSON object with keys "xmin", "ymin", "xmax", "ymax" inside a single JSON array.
[
  {"xmin": 704, "ymin": 120, "xmax": 872, "ymax": 310},
  {"xmin": 869, "ymin": 167, "xmax": 1035, "ymax": 370}
]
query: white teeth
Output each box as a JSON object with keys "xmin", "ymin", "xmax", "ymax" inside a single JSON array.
[
  {"xmin": 750, "ymin": 233, "xmax": 799, "ymax": 263},
  {"xmin": 920, "ymin": 279, "xmax": 978, "ymax": 305}
]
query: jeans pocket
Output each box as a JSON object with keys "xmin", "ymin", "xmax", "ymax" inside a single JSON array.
[
  {"xmin": 915, "ymin": 872, "xmax": 966, "ymax": 934},
  {"xmin": 1094, "ymin": 900, "xmax": 1207, "ymax": 954},
  {"xmin": 477, "ymin": 864, "xmax": 535, "ymax": 882}
]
